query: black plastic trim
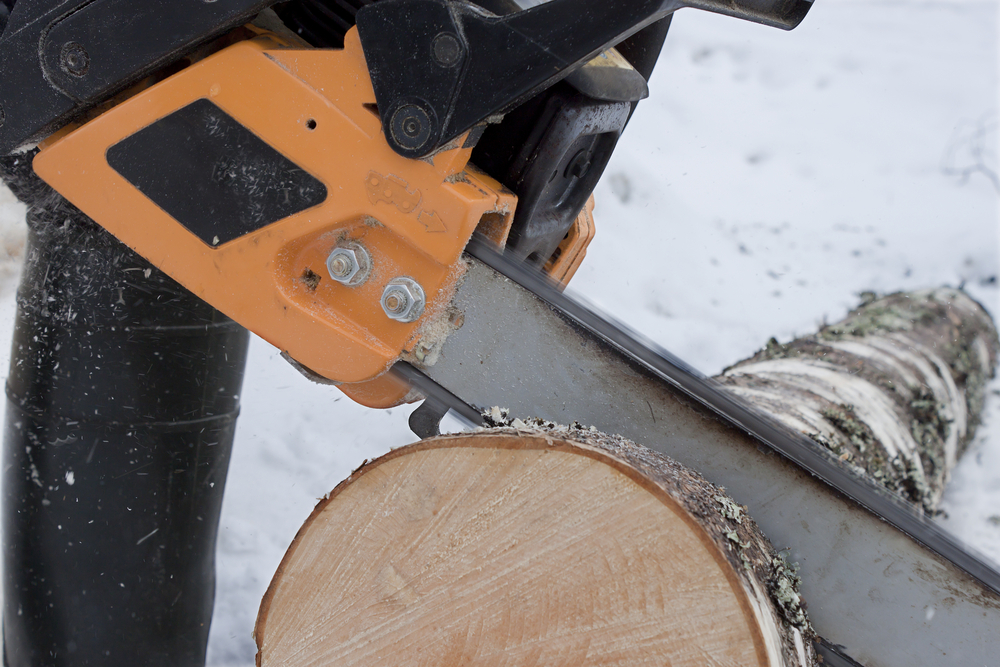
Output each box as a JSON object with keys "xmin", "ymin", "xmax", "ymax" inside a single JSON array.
[
  {"xmin": 107, "ymin": 99, "xmax": 327, "ymax": 247},
  {"xmin": 0, "ymin": 0, "xmax": 273, "ymax": 154},
  {"xmin": 356, "ymin": 0, "xmax": 813, "ymax": 157}
]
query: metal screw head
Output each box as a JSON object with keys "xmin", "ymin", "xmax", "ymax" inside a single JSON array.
[
  {"xmin": 60, "ymin": 42, "xmax": 90, "ymax": 77},
  {"xmin": 432, "ymin": 32, "xmax": 463, "ymax": 67},
  {"xmin": 326, "ymin": 243, "xmax": 371, "ymax": 287},
  {"xmin": 389, "ymin": 103, "xmax": 434, "ymax": 154},
  {"xmin": 381, "ymin": 277, "xmax": 426, "ymax": 323}
]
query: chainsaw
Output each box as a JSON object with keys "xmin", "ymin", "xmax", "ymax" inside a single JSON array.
[{"xmin": 1, "ymin": 1, "xmax": 998, "ymax": 665}]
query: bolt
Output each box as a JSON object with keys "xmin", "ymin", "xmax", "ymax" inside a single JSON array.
[
  {"xmin": 389, "ymin": 104, "xmax": 433, "ymax": 154},
  {"xmin": 326, "ymin": 243, "xmax": 371, "ymax": 287},
  {"xmin": 329, "ymin": 255, "xmax": 350, "ymax": 277},
  {"xmin": 381, "ymin": 277, "xmax": 426, "ymax": 323},
  {"xmin": 60, "ymin": 42, "xmax": 90, "ymax": 77},
  {"xmin": 565, "ymin": 148, "xmax": 592, "ymax": 179},
  {"xmin": 432, "ymin": 32, "xmax": 463, "ymax": 67}
]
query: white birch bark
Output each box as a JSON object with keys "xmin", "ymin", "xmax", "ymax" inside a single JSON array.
[{"xmin": 716, "ymin": 288, "xmax": 998, "ymax": 512}]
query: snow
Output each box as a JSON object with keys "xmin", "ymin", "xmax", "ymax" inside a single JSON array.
[{"xmin": 0, "ymin": 1, "xmax": 996, "ymax": 663}]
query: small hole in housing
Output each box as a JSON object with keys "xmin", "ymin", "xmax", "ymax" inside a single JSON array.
[
  {"xmin": 301, "ymin": 268, "xmax": 321, "ymax": 291},
  {"xmin": 305, "ymin": 118, "xmax": 317, "ymax": 130}
]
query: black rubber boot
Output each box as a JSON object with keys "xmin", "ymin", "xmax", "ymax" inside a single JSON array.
[{"xmin": 0, "ymin": 153, "xmax": 250, "ymax": 666}]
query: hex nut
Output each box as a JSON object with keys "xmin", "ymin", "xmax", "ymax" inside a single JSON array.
[
  {"xmin": 326, "ymin": 243, "xmax": 371, "ymax": 287},
  {"xmin": 381, "ymin": 277, "xmax": 426, "ymax": 323}
]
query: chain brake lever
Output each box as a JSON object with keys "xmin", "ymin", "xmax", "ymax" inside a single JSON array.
[{"xmin": 356, "ymin": 0, "xmax": 813, "ymax": 158}]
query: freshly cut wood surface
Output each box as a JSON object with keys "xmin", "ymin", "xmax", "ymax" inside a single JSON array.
[
  {"xmin": 255, "ymin": 428, "xmax": 815, "ymax": 667},
  {"xmin": 716, "ymin": 288, "xmax": 999, "ymax": 512}
]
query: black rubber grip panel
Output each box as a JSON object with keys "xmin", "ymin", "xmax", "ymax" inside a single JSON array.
[{"xmin": 107, "ymin": 98, "xmax": 327, "ymax": 246}]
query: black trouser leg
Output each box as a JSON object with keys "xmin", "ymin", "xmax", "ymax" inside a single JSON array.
[{"xmin": 1, "ymin": 160, "xmax": 249, "ymax": 666}]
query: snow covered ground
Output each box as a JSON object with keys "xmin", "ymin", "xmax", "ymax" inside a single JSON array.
[{"xmin": 0, "ymin": 0, "xmax": 996, "ymax": 663}]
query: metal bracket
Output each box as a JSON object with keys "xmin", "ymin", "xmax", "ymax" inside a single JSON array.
[
  {"xmin": 393, "ymin": 362, "xmax": 485, "ymax": 438},
  {"xmin": 407, "ymin": 398, "xmax": 450, "ymax": 438}
]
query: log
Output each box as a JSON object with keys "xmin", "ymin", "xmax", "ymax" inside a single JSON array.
[
  {"xmin": 255, "ymin": 428, "xmax": 817, "ymax": 666},
  {"xmin": 716, "ymin": 288, "xmax": 999, "ymax": 513},
  {"xmin": 255, "ymin": 288, "xmax": 996, "ymax": 666}
]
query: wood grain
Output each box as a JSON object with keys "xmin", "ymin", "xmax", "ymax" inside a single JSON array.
[{"xmin": 256, "ymin": 430, "xmax": 815, "ymax": 666}]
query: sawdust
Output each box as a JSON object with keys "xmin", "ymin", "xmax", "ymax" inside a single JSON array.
[
  {"xmin": 300, "ymin": 268, "xmax": 321, "ymax": 292},
  {"xmin": 403, "ymin": 259, "xmax": 470, "ymax": 368}
]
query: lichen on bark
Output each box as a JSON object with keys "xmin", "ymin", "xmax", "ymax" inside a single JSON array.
[{"xmin": 717, "ymin": 288, "xmax": 999, "ymax": 513}]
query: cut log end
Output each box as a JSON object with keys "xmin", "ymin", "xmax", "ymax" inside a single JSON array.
[{"xmin": 255, "ymin": 428, "xmax": 817, "ymax": 667}]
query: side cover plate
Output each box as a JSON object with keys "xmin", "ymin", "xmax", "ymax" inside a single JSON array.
[{"xmin": 33, "ymin": 29, "xmax": 514, "ymax": 386}]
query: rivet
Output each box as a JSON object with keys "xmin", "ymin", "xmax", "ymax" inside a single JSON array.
[
  {"xmin": 389, "ymin": 104, "xmax": 433, "ymax": 153},
  {"xmin": 432, "ymin": 33, "xmax": 463, "ymax": 68},
  {"xmin": 60, "ymin": 42, "xmax": 90, "ymax": 77}
]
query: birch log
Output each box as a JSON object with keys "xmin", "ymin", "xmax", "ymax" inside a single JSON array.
[
  {"xmin": 255, "ymin": 288, "xmax": 996, "ymax": 667},
  {"xmin": 716, "ymin": 288, "xmax": 999, "ymax": 513},
  {"xmin": 255, "ymin": 428, "xmax": 817, "ymax": 667}
]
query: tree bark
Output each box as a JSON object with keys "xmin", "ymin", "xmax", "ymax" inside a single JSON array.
[
  {"xmin": 255, "ymin": 428, "xmax": 817, "ymax": 667},
  {"xmin": 716, "ymin": 288, "xmax": 999, "ymax": 513}
]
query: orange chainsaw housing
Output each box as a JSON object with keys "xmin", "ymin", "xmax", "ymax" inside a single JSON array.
[
  {"xmin": 34, "ymin": 27, "xmax": 516, "ymax": 407},
  {"xmin": 33, "ymin": 25, "xmax": 597, "ymax": 410}
]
